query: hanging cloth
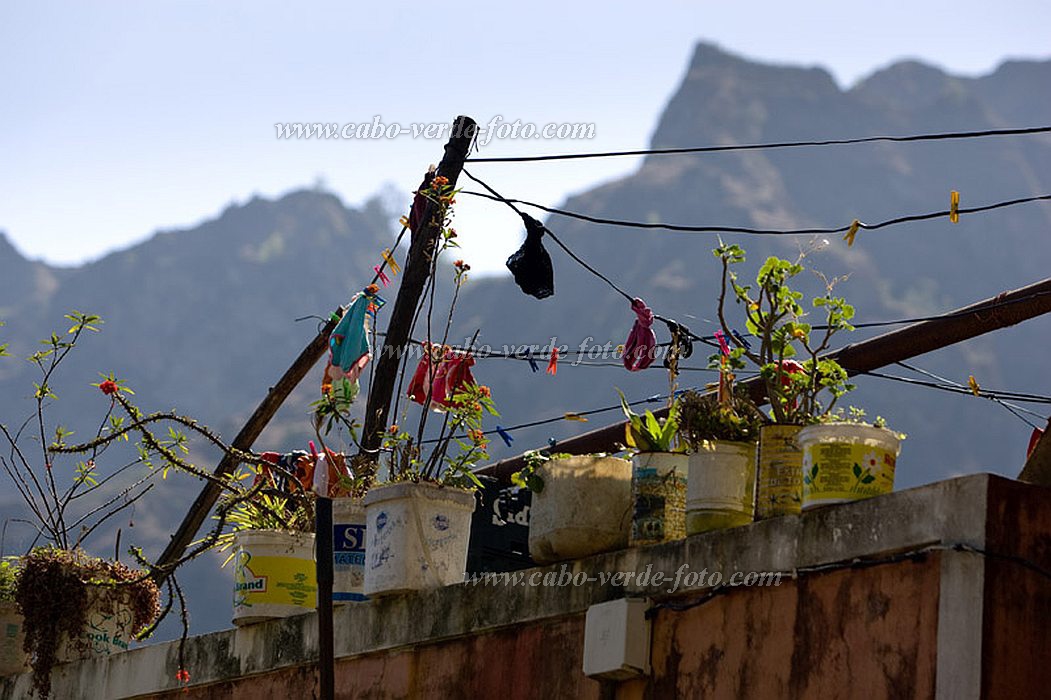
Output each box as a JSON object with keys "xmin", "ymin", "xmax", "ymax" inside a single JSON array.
[
  {"xmin": 407, "ymin": 343, "xmax": 477, "ymax": 411},
  {"xmin": 623, "ymin": 298, "xmax": 657, "ymax": 371},
  {"xmin": 506, "ymin": 213, "xmax": 554, "ymax": 299},
  {"xmin": 323, "ymin": 289, "xmax": 379, "ymax": 401}
]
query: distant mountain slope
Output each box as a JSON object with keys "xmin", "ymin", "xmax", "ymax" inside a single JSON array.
[{"xmin": 1, "ymin": 43, "xmax": 1049, "ymax": 638}]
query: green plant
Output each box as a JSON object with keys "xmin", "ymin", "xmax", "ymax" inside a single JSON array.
[
  {"xmin": 819, "ymin": 407, "xmax": 905, "ymax": 438},
  {"xmin": 361, "ymin": 176, "xmax": 498, "ymax": 491},
  {"xmin": 618, "ymin": 390, "xmax": 683, "ymax": 453},
  {"xmin": 677, "ymin": 389, "xmax": 766, "ymax": 448},
  {"xmin": 0, "ymin": 557, "xmax": 18, "ymax": 603},
  {"xmin": 713, "ymin": 242, "xmax": 856, "ymax": 424},
  {"xmin": 510, "ymin": 451, "xmax": 576, "ymax": 493},
  {"xmin": 0, "ymin": 312, "xmax": 276, "ymax": 693},
  {"xmin": 15, "ymin": 546, "xmax": 160, "ymax": 698}
]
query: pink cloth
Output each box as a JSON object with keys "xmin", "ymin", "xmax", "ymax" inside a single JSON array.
[{"xmin": 623, "ymin": 298, "xmax": 657, "ymax": 371}]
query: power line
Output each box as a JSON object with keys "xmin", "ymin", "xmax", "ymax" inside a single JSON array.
[
  {"xmin": 462, "ymin": 188, "xmax": 1051, "ymax": 236},
  {"xmin": 466, "ymin": 125, "xmax": 1051, "ymax": 164}
]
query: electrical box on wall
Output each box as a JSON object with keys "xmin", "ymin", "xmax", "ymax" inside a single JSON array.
[{"xmin": 582, "ymin": 597, "xmax": 652, "ymax": 680}]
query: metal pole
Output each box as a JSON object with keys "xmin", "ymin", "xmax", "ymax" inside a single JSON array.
[{"xmin": 316, "ymin": 496, "xmax": 334, "ymax": 700}]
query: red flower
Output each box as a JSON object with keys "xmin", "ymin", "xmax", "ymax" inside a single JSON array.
[
  {"xmin": 175, "ymin": 668, "xmax": 191, "ymax": 683},
  {"xmin": 99, "ymin": 379, "xmax": 119, "ymax": 396},
  {"xmin": 478, "ymin": 385, "xmax": 491, "ymax": 398}
]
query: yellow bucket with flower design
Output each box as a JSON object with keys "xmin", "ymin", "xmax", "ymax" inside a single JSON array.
[{"xmin": 798, "ymin": 423, "xmax": 902, "ymax": 510}]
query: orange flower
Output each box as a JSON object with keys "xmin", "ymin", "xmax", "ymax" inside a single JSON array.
[
  {"xmin": 478, "ymin": 385, "xmax": 491, "ymax": 398},
  {"xmin": 388, "ymin": 424, "xmax": 399, "ymax": 434},
  {"xmin": 432, "ymin": 175, "xmax": 449, "ymax": 189},
  {"xmin": 99, "ymin": 379, "xmax": 119, "ymax": 396}
]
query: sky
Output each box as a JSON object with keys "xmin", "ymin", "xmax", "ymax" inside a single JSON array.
[{"xmin": 2, "ymin": 1, "xmax": 1050, "ymax": 273}]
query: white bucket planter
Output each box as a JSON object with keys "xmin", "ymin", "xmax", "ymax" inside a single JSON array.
[
  {"xmin": 0, "ymin": 601, "xmax": 28, "ymax": 676},
  {"xmin": 528, "ymin": 455, "xmax": 632, "ymax": 564},
  {"xmin": 231, "ymin": 530, "xmax": 316, "ymax": 626},
  {"xmin": 332, "ymin": 498, "xmax": 367, "ymax": 603},
  {"xmin": 687, "ymin": 440, "xmax": 757, "ymax": 534},
  {"xmin": 54, "ymin": 588, "xmax": 137, "ymax": 662},
  {"xmin": 799, "ymin": 423, "xmax": 902, "ymax": 510},
  {"xmin": 363, "ymin": 482, "xmax": 476, "ymax": 597},
  {"xmin": 630, "ymin": 452, "xmax": 688, "ymax": 546}
]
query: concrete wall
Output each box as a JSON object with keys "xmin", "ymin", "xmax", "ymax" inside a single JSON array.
[{"xmin": 4, "ymin": 474, "xmax": 1049, "ymax": 699}]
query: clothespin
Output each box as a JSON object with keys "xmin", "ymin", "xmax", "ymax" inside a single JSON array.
[
  {"xmin": 373, "ymin": 266, "xmax": 391, "ymax": 287},
  {"xmin": 646, "ymin": 394, "xmax": 662, "ymax": 404},
  {"xmin": 398, "ymin": 215, "xmax": 411, "ymax": 229},
  {"xmin": 731, "ymin": 330, "xmax": 751, "ymax": 351},
  {"xmin": 525, "ymin": 348, "xmax": 539, "ymax": 373},
  {"xmin": 950, "ymin": 191, "xmax": 960, "ymax": 224},
  {"xmin": 495, "ymin": 425, "xmax": 514, "ymax": 447},
  {"xmin": 714, "ymin": 329, "xmax": 731, "ymax": 357},
  {"xmin": 308, "ymin": 441, "xmax": 319, "ymax": 459},
  {"xmin": 844, "ymin": 219, "xmax": 862, "ymax": 247},
  {"xmin": 718, "ymin": 356, "xmax": 734, "ymax": 407},
  {"xmin": 615, "ymin": 344, "xmax": 625, "ymax": 356},
  {"xmin": 547, "ymin": 347, "xmax": 559, "ymax": 375},
  {"xmin": 1027, "ymin": 427, "xmax": 1044, "ymax": 460},
  {"xmin": 968, "ymin": 375, "xmax": 981, "ymax": 396},
  {"xmin": 563, "ymin": 412, "xmax": 588, "ymax": 422},
  {"xmin": 381, "ymin": 248, "xmax": 401, "ymax": 275}
]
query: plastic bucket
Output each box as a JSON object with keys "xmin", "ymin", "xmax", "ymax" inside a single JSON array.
[
  {"xmin": 630, "ymin": 452, "xmax": 688, "ymax": 546},
  {"xmin": 528, "ymin": 455, "xmax": 632, "ymax": 564},
  {"xmin": 755, "ymin": 424, "xmax": 803, "ymax": 519},
  {"xmin": 55, "ymin": 587, "xmax": 137, "ymax": 662},
  {"xmin": 332, "ymin": 498, "xmax": 367, "ymax": 603},
  {"xmin": 687, "ymin": 440, "xmax": 757, "ymax": 534},
  {"xmin": 363, "ymin": 482, "xmax": 476, "ymax": 597},
  {"xmin": 798, "ymin": 423, "xmax": 902, "ymax": 510},
  {"xmin": 0, "ymin": 602, "xmax": 28, "ymax": 676},
  {"xmin": 231, "ymin": 530, "xmax": 316, "ymax": 626}
]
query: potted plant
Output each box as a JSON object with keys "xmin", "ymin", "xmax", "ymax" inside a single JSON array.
[
  {"xmin": 712, "ymin": 243, "xmax": 857, "ymax": 519},
  {"xmin": 513, "ymin": 450, "xmax": 632, "ymax": 564},
  {"xmin": 799, "ymin": 408, "xmax": 905, "ymax": 510},
  {"xmin": 618, "ymin": 391, "xmax": 688, "ymax": 546},
  {"xmin": 0, "ymin": 557, "xmax": 28, "ymax": 677},
  {"xmin": 357, "ymin": 176, "xmax": 490, "ymax": 596},
  {"xmin": 0, "ymin": 312, "xmax": 266, "ymax": 696},
  {"xmin": 214, "ymin": 476, "xmax": 318, "ymax": 626},
  {"xmin": 678, "ymin": 387, "xmax": 766, "ymax": 534},
  {"xmin": 15, "ymin": 547, "xmax": 159, "ymax": 692}
]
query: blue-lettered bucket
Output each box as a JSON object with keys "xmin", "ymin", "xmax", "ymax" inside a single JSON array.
[{"xmin": 332, "ymin": 498, "xmax": 367, "ymax": 603}]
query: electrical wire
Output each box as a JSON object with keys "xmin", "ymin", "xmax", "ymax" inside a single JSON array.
[
  {"xmin": 466, "ymin": 125, "xmax": 1051, "ymax": 164},
  {"xmin": 462, "ymin": 188, "xmax": 1051, "ymax": 237}
]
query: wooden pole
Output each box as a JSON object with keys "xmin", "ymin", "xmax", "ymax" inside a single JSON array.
[
  {"xmin": 358, "ymin": 116, "xmax": 477, "ymax": 455},
  {"xmin": 153, "ymin": 309, "xmax": 343, "ymax": 578},
  {"xmin": 476, "ymin": 275, "xmax": 1051, "ymax": 484}
]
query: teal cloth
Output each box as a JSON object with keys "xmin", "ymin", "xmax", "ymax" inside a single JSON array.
[{"xmin": 329, "ymin": 293, "xmax": 371, "ymax": 375}]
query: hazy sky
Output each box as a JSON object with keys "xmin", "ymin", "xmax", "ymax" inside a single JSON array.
[{"xmin": 3, "ymin": 1, "xmax": 1049, "ymax": 272}]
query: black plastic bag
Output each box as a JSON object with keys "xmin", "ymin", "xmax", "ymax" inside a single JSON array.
[{"xmin": 506, "ymin": 213, "xmax": 554, "ymax": 299}]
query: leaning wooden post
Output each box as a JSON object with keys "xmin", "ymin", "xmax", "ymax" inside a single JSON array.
[
  {"xmin": 358, "ymin": 116, "xmax": 477, "ymax": 455},
  {"xmin": 153, "ymin": 309, "xmax": 344, "ymax": 579}
]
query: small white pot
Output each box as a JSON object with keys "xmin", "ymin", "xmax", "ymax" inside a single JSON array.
[
  {"xmin": 331, "ymin": 498, "xmax": 367, "ymax": 603},
  {"xmin": 363, "ymin": 482, "xmax": 476, "ymax": 597},
  {"xmin": 687, "ymin": 440, "xmax": 757, "ymax": 534},
  {"xmin": 527, "ymin": 455, "xmax": 632, "ymax": 564},
  {"xmin": 55, "ymin": 587, "xmax": 138, "ymax": 662},
  {"xmin": 231, "ymin": 530, "xmax": 316, "ymax": 626}
]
